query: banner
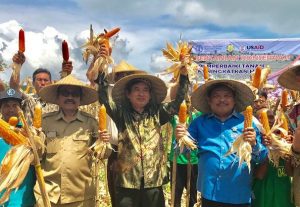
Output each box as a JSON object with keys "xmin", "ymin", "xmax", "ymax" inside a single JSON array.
[{"xmin": 190, "ymin": 39, "xmax": 300, "ymax": 81}]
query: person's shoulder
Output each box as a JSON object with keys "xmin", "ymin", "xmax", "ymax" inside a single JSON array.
[
  {"xmin": 80, "ymin": 111, "xmax": 97, "ymax": 120},
  {"xmin": 42, "ymin": 111, "xmax": 59, "ymax": 119}
]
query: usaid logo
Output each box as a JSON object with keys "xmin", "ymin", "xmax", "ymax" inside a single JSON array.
[{"xmin": 240, "ymin": 45, "xmax": 264, "ymax": 52}]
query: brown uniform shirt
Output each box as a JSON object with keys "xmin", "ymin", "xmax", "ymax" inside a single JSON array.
[{"xmin": 37, "ymin": 110, "xmax": 98, "ymax": 204}]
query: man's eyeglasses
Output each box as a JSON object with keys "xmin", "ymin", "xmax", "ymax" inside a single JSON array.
[{"xmin": 59, "ymin": 90, "xmax": 81, "ymax": 97}]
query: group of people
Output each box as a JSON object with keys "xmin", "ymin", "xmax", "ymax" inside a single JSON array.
[{"xmin": 1, "ymin": 43, "xmax": 300, "ymax": 207}]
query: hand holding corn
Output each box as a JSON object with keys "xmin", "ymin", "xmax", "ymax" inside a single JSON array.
[{"xmin": 243, "ymin": 127, "xmax": 256, "ymax": 146}]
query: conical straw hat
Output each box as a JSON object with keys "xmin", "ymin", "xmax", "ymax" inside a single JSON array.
[
  {"xmin": 108, "ymin": 60, "xmax": 145, "ymax": 82},
  {"xmin": 191, "ymin": 79, "xmax": 254, "ymax": 113},
  {"xmin": 39, "ymin": 74, "xmax": 98, "ymax": 106}
]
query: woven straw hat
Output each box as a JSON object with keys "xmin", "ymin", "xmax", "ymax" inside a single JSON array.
[
  {"xmin": 191, "ymin": 79, "xmax": 255, "ymax": 113},
  {"xmin": 108, "ymin": 60, "xmax": 145, "ymax": 82},
  {"xmin": 278, "ymin": 65, "xmax": 300, "ymax": 90},
  {"xmin": 39, "ymin": 74, "xmax": 98, "ymax": 106},
  {"xmin": 112, "ymin": 73, "xmax": 167, "ymax": 105}
]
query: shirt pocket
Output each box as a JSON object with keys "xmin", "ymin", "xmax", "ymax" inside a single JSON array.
[
  {"xmin": 72, "ymin": 135, "xmax": 90, "ymax": 153},
  {"xmin": 46, "ymin": 138, "xmax": 60, "ymax": 154}
]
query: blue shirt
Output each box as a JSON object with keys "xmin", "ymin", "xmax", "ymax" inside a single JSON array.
[
  {"xmin": 188, "ymin": 111, "xmax": 268, "ymax": 204},
  {"xmin": 0, "ymin": 138, "xmax": 36, "ymax": 207}
]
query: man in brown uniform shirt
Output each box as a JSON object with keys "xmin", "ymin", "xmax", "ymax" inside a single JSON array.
[{"xmin": 35, "ymin": 74, "xmax": 99, "ymax": 207}]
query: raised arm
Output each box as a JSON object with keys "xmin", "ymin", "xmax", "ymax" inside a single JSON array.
[
  {"xmin": 10, "ymin": 52, "xmax": 25, "ymax": 89},
  {"xmin": 160, "ymin": 67, "xmax": 189, "ymax": 125}
]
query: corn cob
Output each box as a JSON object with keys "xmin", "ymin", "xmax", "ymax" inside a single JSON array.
[
  {"xmin": 203, "ymin": 64, "xmax": 209, "ymax": 80},
  {"xmin": 62, "ymin": 40, "xmax": 69, "ymax": 61},
  {"xmin": 252, "ymin": 66, "xmax": 262, "ymax": 89},
  {"xmin": 281, "ymin": 90, "xmax": 288, "ymax": 108},
  {"xmin": 0, "ymin": 118, "xmax": 28, "ymax": 146},
  {"xmin": 33, "ymin": 103, "xmax": 42, "ymax": 129},
  {"xmin": 260, "ymin": 110, "xmax": 270, "ymax": 134},
  {"xmin": 98, "ymin": 104, "xmax": 106, "ymax": 131},
  {"xmin": 18, "ymin": 29, "xmax": 25, "ymax": 53},
  {"xmin": 280, "ymin": 113, "xmax": 289, "ymax": 138},
  {"xmin": 24, "ymin": 84, "xmax": 31, "ymax": 94},
  {"xmin": 244, "ymin": 106, "xmax": 253, "ymax": 129},
  {"xmin": 178, "ymin": 101, "xmax": 187, "ymax": 124},
  {"xmin": 8, "ymin": 117, "xmax": 18, "ymax": 127},
  {"xmin": 226, "ymin": 105, "xmax": 253, "ymax": 171}
]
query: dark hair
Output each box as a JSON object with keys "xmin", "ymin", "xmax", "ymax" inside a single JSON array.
[
  {"xmin": 207, "ymin": 83, "xmax": 235, "ymax": 98},
  {"xmin": 257, "ymin": 90, "xmax": 268, "ymax": 99},
  {"xmin": 0, "ymin": 98, "xmax": 22, "ymax": 108},
  {"xmin": 32, "ymin": 68, "xmax": 52, "ymax": 82}
]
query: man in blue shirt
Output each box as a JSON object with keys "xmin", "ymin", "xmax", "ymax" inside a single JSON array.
[
  {"xmin": 176, "ymin": 80, "xmax": 268, "ymax": 207},
  {"xmin": 0, "ymin": 88, "xmax": 36, "ymax": 207}
]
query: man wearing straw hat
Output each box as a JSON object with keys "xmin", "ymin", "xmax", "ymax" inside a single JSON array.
[
  {"xmin": 278, "ymin": 64, "xmax": 300, "ymax": 206},
  {"xmin": 35, "ymin": 74, "xmax": 99, "ymax": 207},
  {"xmin": 176, "ymin": 80, "xmax": 267, "ymax": 207},
  {"xmin": 10, "ymin": 52, "xmax": 73, "ymax": 122},
  {"xmin": 95, "ymin": 57, "xmax": 189, "ymax": 206},
  {"xmin": 106, "ymin": 60, "xmax": 146, "ymax": 207}
]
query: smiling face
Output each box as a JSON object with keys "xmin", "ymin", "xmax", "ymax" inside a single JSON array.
[
  {"xmin": 57, "ymin": 85, "xmax": 81, "ymax": 112},
  {"xmin": 126, "ymin": 81, "xmax": 151, "ymax": 113},
  {"xmin": 207, "ymin": 85, "xmax": 235, "ymax": 119},
  {"xmin": 0, "ymin": 99, "xmax": 21, "ymax": 122}
]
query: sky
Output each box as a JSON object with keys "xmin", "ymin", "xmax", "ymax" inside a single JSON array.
[{"xmin": 1, "ymin": 0, "xmax": 300, "ymax": 82}]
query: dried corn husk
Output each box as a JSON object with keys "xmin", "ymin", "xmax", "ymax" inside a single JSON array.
[
  {"xmin": 176, "ymin": 123, "xmax": 197, "ymax": 153},
  {"xmin": 83, "ymin": 26, "xmax": 120, "ymax": 83},
  {"xmin": 0, "ymin": 145, "xmax": 34, "ymax": 204},
  {"xmin": 89, "ymin": 139, "xmax": 113, "ymax": 160},
  {"xmin": 259, "ymin": 110, "xmax": 291, "ymax": 166},
  {"xmin": 225, "ymin": 106, "xmax": 253, "ymax": 171},
  {"xmin": 161, "ymin": 41, "xmax": 199, "ymax": 81}
]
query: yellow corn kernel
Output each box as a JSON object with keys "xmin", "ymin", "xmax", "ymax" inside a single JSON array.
[
  {"xmin": 203, "ymin": 64, "xmax": 209, "ymax": 81},
  {"xmin": 33, "ymin": 103, "xmax": 42, "ymax": 128},
  {"xmin": 281, "ymin": 114, "xmax": 289, "ymax": 131},
  {"xmin": 252, "ymin": 66, "xmax": 262, "ymax": 89},
  {"xmin": 0, "ymin": 118, "xmax": 27, "ymax": 145},
  {"xmin": 98, "ymin": 104, "xmax": 106, "ymax": 131},
  {"xmin": 281, "ymin": 90, "xmax": 288, "ymax": 108},
  {"xmin": 260, "ymin": 110, "xmax": 270, "ymax": 134},
  {"xmin": 178, "ymin": 101, "xmax": 187, "ymax": 124},
  {"xmin": 24, "ymin": 84, "xmax": 31, "ymax": 94},
  {"xmin": 244, "ymin": 106, "xmax": 253, "ymax": 129},
  {"xmin": 8, "ymin": 116, "xmax": 19, "ymax": 127}
]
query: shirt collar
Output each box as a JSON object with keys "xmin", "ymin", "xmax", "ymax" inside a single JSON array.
[
  {"xmin": 55, "ymin": 110, "xmax": 85, "ymax": 122},
  {"xmin": 207, "ymin": 110, "xmax": 239, "ymax": 120}
]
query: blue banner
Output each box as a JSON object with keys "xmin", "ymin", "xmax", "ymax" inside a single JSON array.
[{"xmin": 190, "ymin": 39, "xmax": 300, "ymax": 80}]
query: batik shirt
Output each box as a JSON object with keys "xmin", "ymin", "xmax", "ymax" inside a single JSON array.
[{"xmin": 97, "ymin": 74, "xmax": 189, "ymax": 189}]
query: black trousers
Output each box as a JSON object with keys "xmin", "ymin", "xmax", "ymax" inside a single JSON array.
[
  {"xmin": 115, "ymin": 184, "xmax": 165, "ymax": 207},
  {"xmin": 202, "ymin": 198, "xmax": 250, "ymax": 207},
  {"xmin": 170, "ymin": 162, "xmax": 198, "ymax": 207},
  {"xmin": 107, "ymin": 144, "xmax": 118, "ymax": 207}
]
